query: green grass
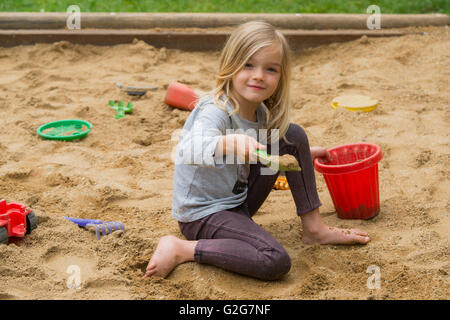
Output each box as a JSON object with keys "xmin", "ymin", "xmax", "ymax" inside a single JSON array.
[{"xmin": 1, "ymin": 0, "xmax": 449, "ymax": 14}]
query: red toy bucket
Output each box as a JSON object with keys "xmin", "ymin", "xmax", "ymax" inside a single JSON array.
[
  {"xmin": 314, "ymin": 143, "xmax": 383, "ymax": 219},
  {"xmin": 164, "ymin": 82, "xmax": 199, "ymax": 111}
]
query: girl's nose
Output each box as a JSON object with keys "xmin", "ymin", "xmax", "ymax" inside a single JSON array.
[{"xmin": 252, "ymin": 67, "xmax": 264, "ymax": 80}]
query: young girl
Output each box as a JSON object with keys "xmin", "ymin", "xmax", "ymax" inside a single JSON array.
[{"xmin": 144, "ymin": 21, "xmax": 370, "ymax": 281}]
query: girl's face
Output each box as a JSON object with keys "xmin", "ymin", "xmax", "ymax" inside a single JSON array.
[{"xmin": 231, "ymin": 42, "xmax": 282, "ymax": 110}]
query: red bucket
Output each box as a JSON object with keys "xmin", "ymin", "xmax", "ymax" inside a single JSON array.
[
  {"xmin": 314, "ymin": 143, "xmax": 383, "ymax": 219},
  {"xmin": 164, "ymin": 82, "xmax": 199, "ymax": 111}
]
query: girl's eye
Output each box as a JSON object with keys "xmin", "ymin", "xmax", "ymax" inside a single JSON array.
[
  {"xmin": 245, "ymin": 63, "xmax": 253, "ymax": 68},
  {"xmin": 268, "ymin": 68, "xmax": 278, "ymax": 73}
]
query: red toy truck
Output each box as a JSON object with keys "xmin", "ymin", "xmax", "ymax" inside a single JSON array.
[{"xmin": 0, "ymin": 199, "xmax": 37, "ymax": 244}]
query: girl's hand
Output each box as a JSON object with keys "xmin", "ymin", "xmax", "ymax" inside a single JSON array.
[
  {"xmin": 221, "ymin": 134, "xmax": 267, "ymax": 163},
  {"xmin": 310, "ymin": 146, "xmax": 332, "ymax": 163}
]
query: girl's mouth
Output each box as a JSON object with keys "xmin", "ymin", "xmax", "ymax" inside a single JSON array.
[{"xmin": 248, "ymin": 85, "xmax": 265, "ymax": 90}]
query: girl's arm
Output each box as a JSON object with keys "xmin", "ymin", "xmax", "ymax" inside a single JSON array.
[
  {"xmin": 175, "ymin": 103, "xmax": 228, "ymax": 168},
  {"xmin": 176, "ymin": 103, "xmax": 265, "ymax": 167},
  {"xmin": 215, "ymin": 134, "xmax": 267, "ymax": 163}
]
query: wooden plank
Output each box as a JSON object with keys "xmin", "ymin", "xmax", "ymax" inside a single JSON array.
[
  {"xmin": 0, "ymin": 13, "xmax": 448, "ymax": 30},
  {"xmin": 0, "ymin": 29, "xmax": 416, "ymax": 51}
]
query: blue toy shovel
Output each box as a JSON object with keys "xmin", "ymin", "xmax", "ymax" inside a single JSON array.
[{"xmin": 64, "ymin": 217, "xmax": 125, "ymax": 240}]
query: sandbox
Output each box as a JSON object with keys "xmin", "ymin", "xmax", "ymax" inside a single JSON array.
[{"xmin": 0, "ymin": 16, "xmax": 448, "ymax": 299}]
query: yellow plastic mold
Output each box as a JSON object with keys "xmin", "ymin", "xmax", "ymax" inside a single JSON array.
[{"xmin": 331, "ymin": 94, "xmax": 378, "ymax": 112}]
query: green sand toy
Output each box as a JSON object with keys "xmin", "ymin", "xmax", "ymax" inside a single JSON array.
[
  {"xmin": 37, "ymin": 119, "xmax": 93, "ymax": 141},
  {"xmin": 108, "ymin": 100, "xmax": 133, "ymax": 119},
  {"xmin": 252, "ymin": 150, "xmax": 301, "ymax": 172}
]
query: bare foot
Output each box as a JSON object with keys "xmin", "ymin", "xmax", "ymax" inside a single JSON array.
[
  {"xmin": 302, "ymin": 226, "xmax": 370, "ymax": 245},
  {"xmin": 300, "ymin": 208, "xmax": 370, "ymax": 245},
  {"xmin": 143, "ymin": 235, "xmax": 197, "ymax": 279}
]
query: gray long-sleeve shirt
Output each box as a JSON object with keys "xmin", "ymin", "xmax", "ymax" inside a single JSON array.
[{"xmin": 171, "ymin": 95, "xmax": 268, "ymax": 222}]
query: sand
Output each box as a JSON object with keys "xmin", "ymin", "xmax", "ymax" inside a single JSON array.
[
  {"xmin": 0, "ymin": 26, "xmax": 448, "ymax": 300},
  {"xmin": 277, "ymin": 154, "xmax": 301, "ymax": 170}
]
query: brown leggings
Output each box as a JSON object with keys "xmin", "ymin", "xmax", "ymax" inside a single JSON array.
[{"xmin": 178, "ymin": 123, "xmax": 322, "ymax": 280}]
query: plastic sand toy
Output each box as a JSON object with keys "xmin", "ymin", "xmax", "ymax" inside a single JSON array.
[
  {"xmin": 116, "ymin": 82, "xmax": 157, "ymax": 96},
  {"xmin": 64, "ymin": 217, "xmax": 125, "ymax": 240},
  {"xmin": 37, "ymin": 119, "xmax": 93, "ymax": 141},
  {"xmin": 0, "ymin": 199, "xmax": 37, "ymax": 244},
  {"xmin": 332, "ymin": 94, "xmax": 378, "ymax": 112},
  {"xmin": 253, "ymin": 150, "xmax": 301, "ymax": 172},
  {"xmin": 164, "ymin": 82, "xmax": 199, "ymax": 111},
  {"xmin": 274, "ymin": 176, "xmax": 290, "ymax": 190},
  {"xmin": 108, "ymin": 100, "xmax": 133, "ymax": 119},
  {"xmin": 314, "ymin": 143, "xmax": 383, "ymax": 219}
]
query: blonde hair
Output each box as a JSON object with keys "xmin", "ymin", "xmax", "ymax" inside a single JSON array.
[{"xmin": 208, "ymin": 21, "xmax": 293, "ymax": 143}]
